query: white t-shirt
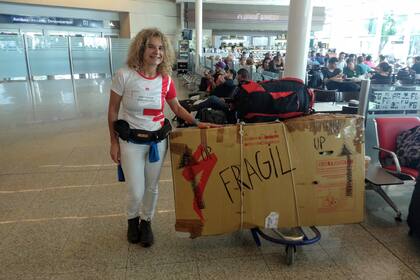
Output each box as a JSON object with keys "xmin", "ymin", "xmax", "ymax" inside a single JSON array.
[
  {"xmin": 111, "ymin": 67, "xmax": 177, "ymax": 131},
  {"xmin": 337, "ymin": 60, "xmax": 346, "ymax": 71}
]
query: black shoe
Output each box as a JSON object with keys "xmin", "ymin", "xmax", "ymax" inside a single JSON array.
[
  {"xmin": 127, "ymin": 217, "xmax": 140, "ymax": 244},
  {"xmin": 139, "ymin": 219, "xmax": 154, "ymax": 247}
]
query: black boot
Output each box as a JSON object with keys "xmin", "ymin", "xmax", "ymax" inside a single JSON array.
[
  {"xmin": 127, "ymin": 217, "xmax": 140, "ymax": 244},
  {"xmin": 139, "ymin": 219, "xmax": 154, "ymax": 247}
]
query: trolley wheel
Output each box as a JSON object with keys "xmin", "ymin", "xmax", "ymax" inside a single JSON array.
[
  {"xmin": 395, "ymin": 212, "xmax": 402, "ymax": 222},
  {"xmin": 285, "ymin": 245, "xmax": 296, "ymax": 266}
]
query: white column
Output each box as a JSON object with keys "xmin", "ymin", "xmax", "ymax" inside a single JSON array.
[
  {"xmin": 180, "ymin": 2, "xmax": 185, "ymax": 32},
  {"xmin": 284, "ymin": 0, "xmax": 313, "ymax": 80},
  {"xmin": 195, "ymin": 0, "xmax": 203, "ymax": 73}
]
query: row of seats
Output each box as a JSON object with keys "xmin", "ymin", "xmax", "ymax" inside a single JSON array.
[
  {"xmin": 179, "ymin": 71, "xmax": 202, "ymax": 92},
  {"xmin": 367, "ymin": 117, "xmax": 420, "ymax": 221},
  {"xmin": 313, "ymin": 89, "xmax": 360, "ymax": 102}
]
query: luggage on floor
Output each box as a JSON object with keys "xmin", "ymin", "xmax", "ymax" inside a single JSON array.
[
  {"xmin": 179, "ymin": 99, "xmax": 195, "ymax": 112},
  {"xmin": 408, "ymin": 173, "xmax": 420, "ymax": 238},
  {"xmin": 234, "ymin": 77, "xmax": 314, "ymax": 123},
  {"xmin": 196, "ymin": 108, "xmax": 227, "ymax": 124},
  {"xmin": 174, "ymin": 99, "xmax": 196, "ymax": 127}
]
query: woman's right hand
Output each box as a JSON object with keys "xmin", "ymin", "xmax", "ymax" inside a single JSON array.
[{"xmin": 110, "ymin": 142, "xmax": 120, "ymax": 163}]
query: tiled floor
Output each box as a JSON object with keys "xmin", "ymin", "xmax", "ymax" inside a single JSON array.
[{"xmin": 0, "ymin": 78, "xmax": 419, "ymax": 279}]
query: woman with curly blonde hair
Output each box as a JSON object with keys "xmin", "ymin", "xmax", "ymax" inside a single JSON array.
[
  {"xmin": 108, "ymin": 28, "xmax": 217, "ymax": 247},
  {"xmin": 126, "ymin": 28, "xmax": 175, "ymax": 76}
]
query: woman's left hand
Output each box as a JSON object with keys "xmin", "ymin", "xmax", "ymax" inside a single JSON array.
[{"xmin": 197, "ymin": 121, "xmax": 222, "ymax": 128}]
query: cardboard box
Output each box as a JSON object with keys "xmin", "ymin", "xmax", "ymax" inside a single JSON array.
[{"xmin": 169, "ymin": 114, "xmax": 365, "ymax": 237}]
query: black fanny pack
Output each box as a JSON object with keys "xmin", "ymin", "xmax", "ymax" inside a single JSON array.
[{"xmin": 114, "ymin": 119, "xmax": 172, "ymax": 143}]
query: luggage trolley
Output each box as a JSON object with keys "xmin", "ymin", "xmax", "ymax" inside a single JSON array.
[{"xmin": 250, "ymin": 226, "xmax": 321, "ymax": 265}]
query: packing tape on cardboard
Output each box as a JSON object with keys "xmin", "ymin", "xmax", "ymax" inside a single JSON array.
[
  {"xmin": 216, "ymin": 127, "xmax": 224, "ymax": 143},
  {"xmin": 239, "ymin": 122, "xmax": 245, "ymax": 230},
  {"xmin": 200, "ymin": 128, "xmax": 208, "ymax": 147},
  {"xmin": 281, "ymin": 123, "xmax": 301, "ymax": 225},
  {"xmin": 236, "ymin": 124, "xmax": 242, "ymax": 144}
]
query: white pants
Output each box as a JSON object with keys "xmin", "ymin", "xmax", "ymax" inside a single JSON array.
[{"xmin": 120, "ymin": 139, "xmax": 168, "ymax": 220}]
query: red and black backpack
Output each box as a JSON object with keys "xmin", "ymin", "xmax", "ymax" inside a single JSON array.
[{"xmin": 234, "ymin": 77, "xmax": 315, "ymax": 123}]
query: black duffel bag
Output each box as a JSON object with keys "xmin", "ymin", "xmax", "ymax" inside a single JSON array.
[{"xmin": 234, "ymin": 77, "xmax": 314, "ymax": 123}]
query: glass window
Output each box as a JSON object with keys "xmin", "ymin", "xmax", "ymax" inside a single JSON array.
[
  {"xmin": 0, "ymin": 35, "xmax": 27, "ymax": 79},
  {"xmin": 27, "ymin": 35, "xmax": 70, "ymax": 76},
  {"xmin": 111, "ymin": 38, "xmax": 130, "ymax": 73},
  {"xmin": 379, "ymin": 14, "xmax": 408, "ymax": 56},
  {"xmin": 71, "ymin": 37, "xmax": 110, "ymax": 75}
]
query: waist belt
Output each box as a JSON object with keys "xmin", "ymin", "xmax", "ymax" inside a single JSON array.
[{"xmin": 114, "ymin": 118, "xmax": 172, "ymax": 143}]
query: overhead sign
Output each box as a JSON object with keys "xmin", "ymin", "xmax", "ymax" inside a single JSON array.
[
  {"xmin": 0, "ymin": 14, "xmax": 103, "ymax": 28},
  {"xmin": 236, "ymin": 13, "xmax": 281, "ymax": 21}
]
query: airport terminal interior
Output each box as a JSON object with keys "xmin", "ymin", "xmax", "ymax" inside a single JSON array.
[{"xmin": 0, "ymin": 0, "xmax": 420, "ymax": 279}]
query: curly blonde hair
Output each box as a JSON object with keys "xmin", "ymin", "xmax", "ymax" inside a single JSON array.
[{"xmin": 126, "ymin": 28, "xmax": 175, "ymax": 76}]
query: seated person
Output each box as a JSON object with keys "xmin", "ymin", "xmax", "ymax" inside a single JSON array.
[
  {"xmin": 343, "ymin": 59, "xmax": 357, "ymax": 79},
  {"xmin": 269, "ymin": 56, "xmax": 283, "ymax": 73},
  {"xmin": 322, "ymin": 57, "xmax": 360, "ymax": 92},
  {"xmin": 364, "ymin": 55, "xmax": 375, "ymax": 68},
  {"xmin": 198, "ymin": 69, "xmax": 215, "ymax": 92},
  {"xmin": 192, "ymin": 69, "xmax": 249, "ymax": 122},
  {"xmin": 307, "ymin": 64, "xmax": 323, "ymax": 89},
  {"xmin": 373, "ymin": 54, "xmax": 386, "ymax": 71},
  {"xmin": 347, "ymin": 54, "xmax": 356, "ymax": 63},
  {"xmin": 412, "ymin": 56, "xmax": 420, "ymax": 79},
  {"xmin": 224, "ymin": 54, "xmax": 234, "ymax": 70},
  {"xmin": 238, "ymin": 56, "xmax": 247, "ymax": 68},
  {"xmin": 259, "ymin": 58, "xmax": 271, "ymax": 72},
  {"xmin": 215, "ymin": 61, "xmax": 227, "ymax": 72},
  {"xmin": 336, "ymin": 52, "xmax": 347, "ymax": 70},
  {"xmin": 192, "ymin": 69, "xmax": 238, "ymax": 112},
  {"xmin": 263, "ymin": 52, "xmax": 273, "ymax": 61},
  {"xmin": 356, "ymin": 56, "xmax": 372, "ymax": 77},
  {"xmin": 236, "ymin": 68, "xmax": 251, "ymax": 84},
  {"xmin": 371, "ymin": 62, "xmax": 392, "ymax": 84},
  {"xmin": 322, "ymin": 57, "xmax": 343, "ymax": 86},
  {"xmin": 244, "ymin": 58, "xmax": 257, "ymax": 74},
  {"xmin": 211, "ymin": 69, "xmax": 236, "ymax": 98},
  {"xmin": 315, "ymin": 53, "xmax": 325, "ymax": 65}
]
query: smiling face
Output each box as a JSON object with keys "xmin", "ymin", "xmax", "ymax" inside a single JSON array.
[{"xmin": 142, "ymin": 36, "xmax": 164, "ymax": 67}]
